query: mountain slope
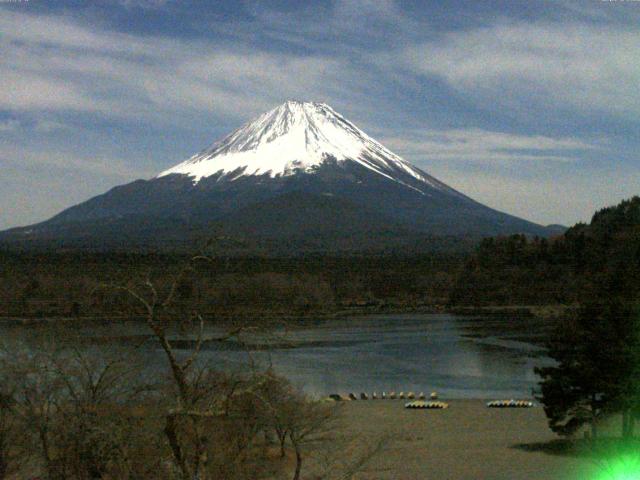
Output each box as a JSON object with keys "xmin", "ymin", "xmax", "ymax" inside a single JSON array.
[{"xmin": 0, "ymin": 101, "xmax": 559, "ymax": 251}]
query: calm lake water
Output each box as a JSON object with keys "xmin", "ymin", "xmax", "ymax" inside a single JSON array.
[{"xmin": 1, "ymin": 313, "xmax": 553, "ymax": 399}]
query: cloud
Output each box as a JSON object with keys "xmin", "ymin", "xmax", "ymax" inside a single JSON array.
[
  {"xmin": 0, "ymin": 9, "xmax": 151, "ymax": 55},
  {"xmin": 378, "ymin": 128, "xmax": 618, "ymax": 225},
  {"xmin": 5, "ymin": 7, "xmax": 635, "ymax": 129},
  {"xmin": 33, "ymin": 119, "xmax": 74, "ymax": 133},
  {"xmin": 332, "ymin": 0, "xmax": 412, "ymax": 34},
  {"xmin": 245, "ymin": 0, "xmax": 419, "ymax": 51},
  {"xmin": 114, "ymin": 0, "xmax": 171, "ymax": 9},
  {"xmin": 393, "ymin": 22, "xmax": 640, "ymax": 118},
  {"xmin": 0, "ymin": 117, "xmax": 72, "ymax": 134},
  {"xmin": 0, "ymin": 142, "xmax": 158, "ymax": 230},
  {"xmin": 0, "ymin": 9, "xmax": 370, "ymax": 126},
  {"xmin": 0, "ymin": 143, "xmax": 155, "ymax": 180},
  {"xmin": 0, "ymin": 119, "xmax": 20, "ymax": 132},
  {"xmin": 425, "ymin": 163, "xmax": 640, "ymax": 227},
  {"xmin": 381, "ymin": 128, "xmax": 597, "ymax": 164}
]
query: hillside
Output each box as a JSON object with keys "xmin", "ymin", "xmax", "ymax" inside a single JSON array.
[{"xmin": 450, "ymin": 196, "xmax": 640, "ymax": 306}]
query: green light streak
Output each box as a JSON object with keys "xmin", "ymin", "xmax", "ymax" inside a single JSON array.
[{"xmin": 595, "ymin": 455, "xmax": 640, "ymax": 480}]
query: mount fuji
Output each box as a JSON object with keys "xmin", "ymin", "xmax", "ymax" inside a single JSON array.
[{"xmin": 0, "ymin": 101, "xmax": 560, "ymax": 252}]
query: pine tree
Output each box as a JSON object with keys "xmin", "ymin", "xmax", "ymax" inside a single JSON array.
[{"xmin": 536, "ymin": 288, "xmax": 640, "ymax": 439}]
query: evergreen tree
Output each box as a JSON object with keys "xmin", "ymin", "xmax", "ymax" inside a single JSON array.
[{"xmin": 536, "ymin": 284, "xmax": 640, "ymax": 438}]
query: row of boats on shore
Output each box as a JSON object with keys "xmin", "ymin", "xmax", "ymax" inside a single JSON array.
[
  {"xmin": 327, "ymin": 392, "xmax": 535, "ymax": 409},
  {"xmin": 404, "ymin": 399, "xmax": 534, "ymax": 409},
  {"xmin": 329, "ymin": 391, "xmax": 438, "ymax": 401}
]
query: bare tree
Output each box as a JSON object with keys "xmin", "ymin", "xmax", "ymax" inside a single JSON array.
[
  {"xmin": 0, "ymin": 381, "xmax": 27, "ymax": 479},
  {"xmin": 49, "ymin": 342, "xmax": 160, "ymax": 479},
  {"xmin": 286, "ymin": 399, "xmax": 335, "ymax": 480},
  {"xmin": 3, "ymin": 343, "xmax": 67, "ymax": 479},
  {"xmin": 0, "ymin": 328, "xmax": 163, "ymax": 480},
  {"xmin": 92, "ymin": 251, "xmax": 386, "ymax": 480},
  {"xmin": 96, "ymin": 254, "xmax": 279, "ymax": 479}
]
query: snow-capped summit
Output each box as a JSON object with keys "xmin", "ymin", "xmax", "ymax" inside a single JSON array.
[{"xmin": 158, "ymin": 100, "xmax": 454, "ymax": 195}]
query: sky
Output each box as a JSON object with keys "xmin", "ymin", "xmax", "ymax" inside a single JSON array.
[{"xmin": 1, "ymin": 0, "xmax": 639, "ymax": 230}]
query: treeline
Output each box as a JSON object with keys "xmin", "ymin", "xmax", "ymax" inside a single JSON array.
[
  {"xmin": 450, "ymin": 196, "xmax": 640, "ymax": 307},
  {"xmin": 0, "ymin": 251, "xmax": 465, "ymax": 320}
]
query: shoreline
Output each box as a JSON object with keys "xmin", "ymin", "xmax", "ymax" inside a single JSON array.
[{"xmin": 0, "ymin": 303, "xmax": 571, "ymax": 326}]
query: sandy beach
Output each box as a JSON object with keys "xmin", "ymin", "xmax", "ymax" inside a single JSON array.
[{"xmin": 337, "ymin": 400, "xmax": 600, "ymax": 480}]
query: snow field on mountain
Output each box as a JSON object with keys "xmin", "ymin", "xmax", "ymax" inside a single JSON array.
[{"xmin": 158, "ymin": 101, "xmax": 450, "ymax": 195}]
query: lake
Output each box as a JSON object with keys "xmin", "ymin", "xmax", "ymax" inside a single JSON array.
[{"xmin": 0, "ymin": 313, "xmax": 554, "ymax": 399}]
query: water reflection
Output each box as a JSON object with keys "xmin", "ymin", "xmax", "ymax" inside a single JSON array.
[{"xmin": 0, "ymin": 314, "xmax": 554, "ymax": 399}]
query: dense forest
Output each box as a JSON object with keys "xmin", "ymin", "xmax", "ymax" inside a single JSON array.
[
  {"xmin": 2, "ymin": 196, "xmax": 639, "ymax": 320},
  {"xmin": 0, "ymin": 251, "xmax": 465, "ymax": 320},
  {"xmin": 450, "ymin": 196, "xmax": 640, "ymax": 307}
]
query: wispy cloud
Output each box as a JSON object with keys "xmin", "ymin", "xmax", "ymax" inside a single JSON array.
[
  {"xmin": 0, "ymin": 119, "xmax": 20, "ymax": 132},
  {"xmin": 381, "ymin": 128, "xmax": 598, "ymax": 164},
  {"xmin": 33, "ymin": 119, "xmax": 74, "ymax": 133},
  {"xmin": 392, "ymin": 22, "xmax": 640, "ymax": 118},
  {"xmin": 0, "ymin": 143, "xmax": 155, "ymax": 180},
  {"xmin": 0, "ymin": 117, "xmax": 72, "ymax": 134},
  {"xmin": 379, "ymin": 127, "xmax": 617, "ymax": 226},
  {"xmin": 426, "ymin": 163, "xmax": 640, "ymax": 227},
  {"xmin": 246, "ymin": 0, "xmax": 421, "ymax": 51},
  {"xmin": 114, "ymin": 0, "xmax": 172, "ymax": 9},
  {"xmin": 0, "ymin": 9, "xmax": 371, "ymax": 126},
  {"xmin": 0, "ymin": 143, "xmax": 157, "ymax": 229},
  {"xmin": 3, "ymin": 7, "xmax": 637, "ymax": 125}
]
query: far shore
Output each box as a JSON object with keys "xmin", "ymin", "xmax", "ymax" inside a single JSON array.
[{"xmin": 0, "ymin": 303, "xmax": 572, "ymax": 326}]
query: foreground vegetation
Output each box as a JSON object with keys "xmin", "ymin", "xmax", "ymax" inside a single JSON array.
[
  {"xmin": 0, "ymin": 249, "xmax": 386, "ymax": 480},
  {"xmin": 0, "ymin": 332, "xmax": 385, "ymax": 480}
]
